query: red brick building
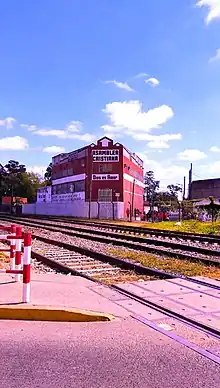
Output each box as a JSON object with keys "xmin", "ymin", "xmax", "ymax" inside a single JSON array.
[{"xmin": 50, "ymin": 136, "xmax": 144, "ymax": 219}]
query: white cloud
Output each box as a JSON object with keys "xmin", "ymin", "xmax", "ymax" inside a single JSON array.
[
  {"xmin": 134, "ymin": 72, "xmax": 148, "ymax": 79},
  {"xmin": 34, "ymin": 129, "xmax": 67, "ymax": 137},
  {"xmin": 209, "ymin": 48, "xmax": 220, "ymax": 62},
  {"xmin": 196, "ymin": 0, "xmax": 220, "ymax": 24},
  {"xmin": 102, "ymin": 100, "xmax": 174, "ymax": 134},
  {"xmin": 21, "ymin": 120, "xmax": 95, "ymax": 143},
  {"xmin": 27, "ymin": 165, "xmax": 47, "ymax": 176},
  {"xmin": 138, "ymin": 152, "xmax": 188, "ymax": 189},
  {"xmin": 178, "ymin": 149, "xmax": 207, "ymax": 161},
  {"xmin": 145, "ymin": 77, "xmax": 160, "ymax": 87},
  {"xmin": 43, "ymin": 146, "xmax": 65, "ymax": 154},
  {"xmin": 132, "ymin": 132, "xmax": 182, "ymax": 149},
  {"xmin": 33, "ymin": 129, "xmax": 94, "ymax": 142},
  {"xmin": 209, "ymin": 145, "xmax": 220, "ymax": 152},
  {"xmin": 20, "ymin": 124, "xmax": 37, "ymax": 131},
  {"xmin": 0, "ymin": 117, "xmax": 16, "ymax": 129},
  {"xmin": 198, "ymin": 161, "xmax": 220, "ymax": 177},
  {"xmin": 105, "ymin": 80, "xmax": 134, "ymax": 92},
  {"xmin": 66, "ymin": 120, "xmax": 82, "ymax": 132},
  {"xmin": 147, "ymin": 140, "xmax": 169, "ymax": 149},
  {"xmin": 0, "ymin": 136, "xmax": 28, "ymax": 150},
  {"xmin": 133, "ymin": 133, "xmax": 182, "ymax": 141},
  {"xmin": 102, "ymin": 124, "xmax": 122, "ymax": 134}
]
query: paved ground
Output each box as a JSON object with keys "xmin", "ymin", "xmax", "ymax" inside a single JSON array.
[
  {"xmin": 1, "ymin": 273, "xmax": 220, "ymax": 387},
  {"xmin": 0, "ymin": 318, "xmax": 220, "ymax": 388},
  {"xmin": 0, "ymin": 273, "xmax": 130, "ymax": 317}
]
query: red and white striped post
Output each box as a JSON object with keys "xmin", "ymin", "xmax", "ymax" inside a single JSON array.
[
  {"xmin": 22, "ymin": 232, "xmax": 32, "ymax": 303},
  {"xmin": 10, "ymin": 224, "xmax": 16, "ymax": 270},
  {"xmin": 15, "ymin": 226, "xmax": 23, "ymax": 282}
]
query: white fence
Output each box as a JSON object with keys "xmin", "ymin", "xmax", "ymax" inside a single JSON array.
[{"xmin": 22, "ymin": 201, "xmax": 124, "ymax": 219}]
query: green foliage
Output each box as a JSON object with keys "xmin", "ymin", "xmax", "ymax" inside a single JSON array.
[
  {"xmin": 44, "ymin": 162, "xmax": 52, "ymax": 184},
  {"xmin": 167, "ymin": 184, "xmax": 182, "ymax": 199},
  {"xmin": 20, "ymin": 172, "xmax": 43, "ymax": 202},
  {"xmin": 144, "ymin": 171, "xmax": 160, "ymax": 202},
  {"xmin": 142, "ymin": 220, "xmax": 220, "ymax": 235},
  {"xmin": 0, "ymin": 160, "xmax": 44, "ymax": 203}
]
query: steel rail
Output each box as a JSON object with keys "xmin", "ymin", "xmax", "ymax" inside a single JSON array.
[
  {"xmin": 29, "ymin": 236, "xmax": 220, "ymax": 342},
  {"xmin": 16, "ymin": 214, "xmax": 220, "ymax": 243},
  {"xmin": 2, "ymin": 216, "xmax": 220, "ymax": 268}
]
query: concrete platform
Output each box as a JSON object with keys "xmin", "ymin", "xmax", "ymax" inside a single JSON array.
[
  {"xmin": 1, "ymin": 273, "xmax": 220, "ymax": 387},
  {"xmin": 0, "ymin": 273, "xmax": 130, "ymax": 318}
]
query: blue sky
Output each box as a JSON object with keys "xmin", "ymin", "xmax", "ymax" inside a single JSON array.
[{"xmin": 0, "ymin": 0, "xmax": 220, "ymax": 188}]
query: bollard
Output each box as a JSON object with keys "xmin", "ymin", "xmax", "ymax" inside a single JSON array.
[
  {"xmin": 22, "ymin": 232, "xmax": 32, "ymax": 303},
  {"xmin": 10, "ymin": 224, "xmax": 16, "ymax": 270},
  {"xmin": 15, "ymin": 226, "xmax": 23, "ymax": 282}
]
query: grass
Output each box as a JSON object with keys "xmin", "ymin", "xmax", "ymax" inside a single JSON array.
[
  {"xmin": 85, "ymin": 219, "xmax": 220, "ymax": 235},
  {"xmin": 59, "ymin": 216, "xmax": 220, "ymax": 235},
  {"xmin": 140, "ymin": 220, "xmax": 220, "ymax": 235},
  {"xmin": 107, "ymin": 248, "xmax": 220, "ymax": 279}
]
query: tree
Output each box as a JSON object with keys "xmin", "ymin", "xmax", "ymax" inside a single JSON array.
[
  {"xmin": 20, "ymin": 172, "xmax": 43, "ymax": 202},
  {"xmin": 167, "ymin": 184, "xmax": 182, "ymax": 200},
  {"xmin": 156, "ymin": 191, "xmax": 173, "ymax": 206},
  {"xmin": 144, "ymin": 171, "xmax": 160, "ymax": 202},
  {"xmin": 0, "ymin": 163, "xmax": 8, "ymax": 202},
  {"xmin": 5, "ymin": 160, "xmax": 26, "ymax": 175},
  {"xmin": 2, "ymin": 160, "xmax": 26, "ymax": 199},
  {"xmin": 0, "ymin": 160, "xmax": 43, "ymax": 204},
  {"xmin": 44, "ymin": 162, "xmax": 52, "ymax": 184}
]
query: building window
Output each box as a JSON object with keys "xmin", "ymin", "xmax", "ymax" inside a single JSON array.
[
  {"xmin": 57, "ymin": 184, "xmax": 62, "ymax": 194},
  {"xmin": 81, "ymin": 158, "xmax": 86, "ymax": 167},
  {"xmin": 67, "ymin": 168, "xmax": 73, "ymax": 176},
  {"xmin": 99, "ymin": 164, "xmax": 113, "ymax": 173},
  {"xmin": 98, "ymin": 189, "xmax": 112, "ymax": 202},
  {"xmin": 74, "ymin": 180, "xmax": 85, "ymax": 192},
  {"xmin": 52, "ymin": 181, "xmax": 85, "ymax": 195}
]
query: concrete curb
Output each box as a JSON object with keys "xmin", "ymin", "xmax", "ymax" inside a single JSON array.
[{"xmin": 0, "ymin": 305, "xmax": 114, "ymax": 322}]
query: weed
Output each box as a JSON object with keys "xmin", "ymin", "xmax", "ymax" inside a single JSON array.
[{"xmin": 107, "ymin": 248, "xmax": 220, "ymax": 279}]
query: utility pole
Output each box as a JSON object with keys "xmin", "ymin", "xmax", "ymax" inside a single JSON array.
[
  {"xmin": 0, "ymin": 164, "xmax": 4, "ymax": 205},
  {"xmin": 188, "ymin": 163, "xmax": 192, "ymax": 200},
  {"xmin": 131, "ymin": 178, "xmax": 135, "ymax": 222},
  {"xmin": 183, "ymin": 176, "xmax": 186, "ymax": 200},
  {"xmin": 88, "ymin": 150, "xmax": 93, "ymax": 219}
]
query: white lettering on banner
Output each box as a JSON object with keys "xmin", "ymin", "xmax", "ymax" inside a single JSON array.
[
  {"xmin": 92, "ymin": 149, "xmax": 119, "ymax": 162},
  {"xmin": 51, "ymin": 192, "xmax": 85, "ymax": 203},
  {"xmin": 92, "ymin": 174, "xmax": 119, "ymax": 181}
]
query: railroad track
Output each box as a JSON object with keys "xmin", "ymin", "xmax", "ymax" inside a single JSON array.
[
  {"xmin": 32, "ymin": 238, "xmax": 157, "ymax": 284},
  {"xmin": 4, "ymin": 214, "xmax": 220, "ymax": 249},
  {"xmin": 19, "ymin": 213, "xmax": 220, "ymax": 244},
  {"xmin": 35, "ymin": 238, "xmax": 220, "ymax": 364},
  {"xmin": 2, "ymin": 215, "xmax": 220, "ymax": 267},
  {"xmin": 1, "ymin": 217, "xmax": 220, "ymax": 289},
  {"xmin": 31, "ymin": 234, "xmax": 220, "ymax": 365}
]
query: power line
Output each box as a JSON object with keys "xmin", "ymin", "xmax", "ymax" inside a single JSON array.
[{"xmin": 192, "ymin": 172, "xmax": 206, "ymax": 180}]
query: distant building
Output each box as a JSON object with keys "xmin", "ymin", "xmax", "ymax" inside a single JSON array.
[
  {"xmin": 191, "ymin": 178, "xmax": 220, "ymax": 200},
  {"xmin": 23, "ymin": 137, "xmax": 144, "ymax": 219},
  {"xmin": 2, "ymin": 197, "xmax": 27, "ymax": 204},
  {"xmin": 37, "ymin": 186, "xmax": 51, "ymax": 203}
]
